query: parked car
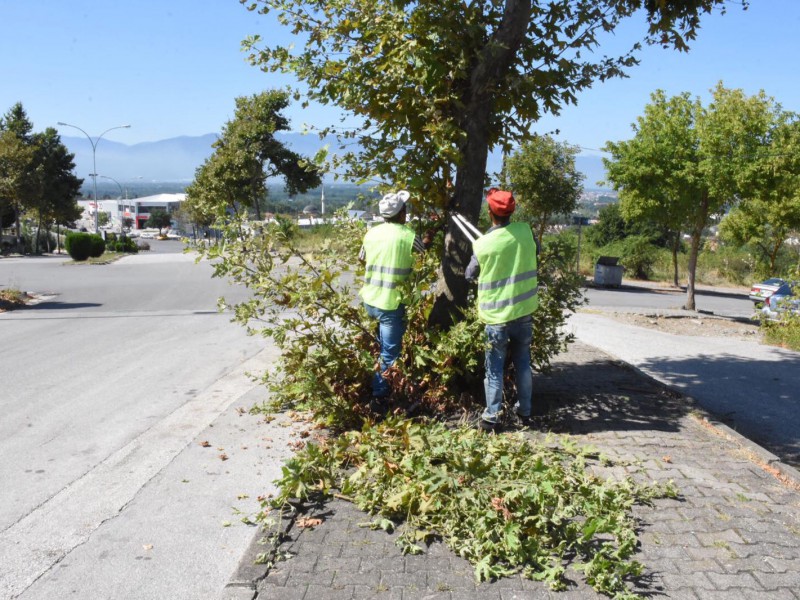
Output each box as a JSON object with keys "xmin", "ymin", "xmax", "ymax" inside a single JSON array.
[
  {"xmin": 749, "ymin": 277, "xmax": 787, "ymax": 305},
  {"xmin": 760, "ymin": 282, "xmax": 800, "ymax": 320}
]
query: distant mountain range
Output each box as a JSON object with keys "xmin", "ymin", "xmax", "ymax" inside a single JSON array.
[{"xmin": 60, "ymin": 133, "xmax": 609, "ymax": 189}]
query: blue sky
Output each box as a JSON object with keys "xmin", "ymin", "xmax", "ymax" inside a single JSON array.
[{"xmin": 2, "ymin": 0, "xmax": 799, "ymax": 157}]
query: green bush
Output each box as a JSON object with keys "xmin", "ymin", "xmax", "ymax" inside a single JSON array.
[
  {"xmin": 115, "ymin": 237, "xmax": 138, "ymax": 253},
  {"xmin": 88, "ymin": 234, "xmax": 105, "ymax": 258},
  {"xmin": 762, "ymin": 314, "xmax": 800, "ymax": 351},
  {"xmin": 593, "ymin": 235, "xmax": 657, "ymax": 280},
  {"xmin": 65, "ymin": 232, "xmax": 103, "ymax": 261},
  {"xmin": 105, "ymin": 233, "xmax": 138, "ymax": 253}
]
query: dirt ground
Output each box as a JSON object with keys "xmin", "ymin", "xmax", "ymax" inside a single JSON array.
[{"xmin": 586, "ymin": 310, "xmax": 763, "ymax": 341}]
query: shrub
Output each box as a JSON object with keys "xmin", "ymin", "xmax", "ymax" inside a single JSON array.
[
  {"xmin": 65, "ymin": 232, "xmax": 103, "ymax": 261},
  {"xmin": 761, "ymin": 314, "xmax": 800, "ymax": 351},
  {"xmin": 195, "ymin": 212, "xmax": 584, "ymax": 429},
  {"xmin": 117, "ymin": 237, "xmax": 139, "ymax": 253},
  {"xmin": 107, "ymin": 234, "xmax": 138, "ymax": 253},
  {"xmin": 593, "ymin": 235, "xmax": 657, "ymax": 280},
  {"xmin": 88, "ymin": 234, "xmax": 105, "ymax": 258}
]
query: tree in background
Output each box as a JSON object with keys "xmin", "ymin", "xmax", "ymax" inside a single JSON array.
[
  {"xmin": 1, "ymin": 104, "xmax": 83, "ymax": 253},
  {"xmin": 604, "ymin": 91, "xmax": 701, "ymax": 287},
  {"xmin": 243, "ymin": 0, "xmax": 746, "ymax": 324},
  {"xmin": 28, "ymin": 128, "xmax": 83, "ymax": 251},
  {"xmin": 0, "ymin": 104, "xmax": 36, "ymax": 248},
  {"xmin": 0, "ymin": 130, "xmax": 35, "ymax": 248},
  {"xmin": 718, "ymin": 114, "xmax": 800, "ymax": 276},
  {"xmin": 185, "ymin": 89, "xmax": 321, "ymax": 225},
  {"xmin": 145, "ymin": 209, "xmax": 172, "ymax": 235},
  {"xmin": 604, "ymin": 84, "xmax": 779, "ymax": 309},
  {"xmin": 499, "ymin": 136, "xmax": 583, "ymax": 246},
  {"xmin": 584, "ymin": 204, "xmax": 628, "ymax": 248}
]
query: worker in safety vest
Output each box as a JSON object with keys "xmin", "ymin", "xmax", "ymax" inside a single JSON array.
[
  {"xmin": 465, "ymin": 188, "xmax": 539, "ymax": 432},
  {"xmin": 360, "ymin": 191, "xmax": 425, "ymax": 408}
]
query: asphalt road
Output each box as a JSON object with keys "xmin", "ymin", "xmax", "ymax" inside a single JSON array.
[
  {"xmin": 584, "ymin": 279, "xmax": 755, "ymax": 319},
  {"xmin": 0, "ymin": 244, "xmax": 294, "ymax": 600}
]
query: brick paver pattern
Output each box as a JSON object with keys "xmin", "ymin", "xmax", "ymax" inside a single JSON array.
[{"xmin": 255, "ymin": 342, "xmax": 800, "ymax": 600}]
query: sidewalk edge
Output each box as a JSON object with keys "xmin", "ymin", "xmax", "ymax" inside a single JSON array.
[
  {"xmin": 220, "ymin": 508, "xmax": 296, "ymax": 600},
  {"xmin": 615, "ymin": 358, "xmax": 800, "ymax": 489}
]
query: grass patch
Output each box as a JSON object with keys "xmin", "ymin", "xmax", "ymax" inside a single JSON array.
[
  {"xmin": 0, "ymin": 287, "xmax": 28, "ymax": 312},
  {"xmin": 761, "ymin": 318, "xmax": 800, "ymax": 351},
  {"xmin": 65, "ymin": 252, "xmax": 126, "ymax": 265}
]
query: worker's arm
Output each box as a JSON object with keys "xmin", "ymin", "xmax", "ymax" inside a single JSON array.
[{"xmin": 464, "ymin": 254, "xmax": 480, "ymax": 282}]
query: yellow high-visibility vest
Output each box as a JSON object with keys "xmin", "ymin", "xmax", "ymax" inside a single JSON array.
[
  {"xmin": 360, "ymin": 223, "xmax": 415, "ymax": 310},
  {"xmin": 473, "ymin": 222, "xmax": 539, "ymax": 324}
]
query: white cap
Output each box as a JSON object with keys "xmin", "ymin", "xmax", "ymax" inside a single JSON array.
[{"xmin": 378, "ymin": 190, "xmax": 410, "ymax": 218}]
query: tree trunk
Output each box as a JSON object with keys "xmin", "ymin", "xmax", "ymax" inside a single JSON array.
[
  {"xmin": 428, "ymin": 0, "xmax": 532, "ymax": 328},
  {"xmin": 685, "ymin": 229, "xmax": 701, "ymax": 310},
  {"xmin": 35, "ymin": 215, "xmax": 42, "ymax": 254},
  {"xmin": 684, "ymin": 194, "xmax": 709, "ymax": 311},
  {"xmin": 14, "ymin": 201, "xmax": 22, "ymax": 251},
  {"xmin": 768, "ymin": 238, "xmax": 783, "ymax": 274},
  {"xmin": 428, "ymin": 105, "xmax": 492, "ymax": 327},
  {"xmin": 671, "ymin": 231, "xmax": 680, "ymax": 287}
]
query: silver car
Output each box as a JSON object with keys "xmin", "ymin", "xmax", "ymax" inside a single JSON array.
[
  {"xmin": 760, "ymin": 282, "xmax": 799, "ymax": 320},
  {"xmin": 749, "ymin": 277, "xmax": 786, "ymax": 305}
]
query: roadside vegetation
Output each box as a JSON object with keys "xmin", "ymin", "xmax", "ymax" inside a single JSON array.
[
  {"xmin": 0, "ymin": 287, "xmax": 27, "ymax": 312},
  {"xmin": 1, "ymin": 103, "xmax": 82, "ymax": 255}
]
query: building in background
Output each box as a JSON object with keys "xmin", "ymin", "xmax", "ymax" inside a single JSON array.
[{"xmin": 78, "ymin": 193, "xmax": 186, "ymax": 230}]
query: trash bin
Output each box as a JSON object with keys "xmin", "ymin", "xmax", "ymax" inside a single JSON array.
[{"xmin": 594, "ymin": 256, "xmax": 623, "ymax": 287}]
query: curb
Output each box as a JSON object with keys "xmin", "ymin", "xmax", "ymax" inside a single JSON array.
[
  {"xmin": 614, "ymin": 358, "xmax": 800, "ymax": 489},
  {"xmin": 220, "ymin": 506, "xmax": 297, "ymax": 600}
]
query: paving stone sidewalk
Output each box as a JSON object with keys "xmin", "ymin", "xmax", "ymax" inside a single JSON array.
[{"xmin": 228, "ymin": 341, "xmax": 800, "ymax": 600}]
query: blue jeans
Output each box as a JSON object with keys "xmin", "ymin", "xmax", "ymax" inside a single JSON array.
[
  {"xmin": 364, "ymin": 303, "xmax": 406, "ymax": 398},
  {"xmin": 483, "ymin": 315, "xmax": 533, "ymax": 423}
]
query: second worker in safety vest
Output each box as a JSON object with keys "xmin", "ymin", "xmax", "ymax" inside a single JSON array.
[
  {"xmin": 465, "ymin": 188, "xmax": 540, "ymax": 432},
  {"xmin": 359, "ymin": 190, "xmax": 426, "ymax": 407}
]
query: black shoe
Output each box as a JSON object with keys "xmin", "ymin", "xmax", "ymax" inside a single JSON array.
[
  {"xmin": 478, "ymin": 419, "xmax": 501, "ymax": 433},
  {"xmin": 516, "ymin": 413, "xmax": 535, "ymax": 428}
]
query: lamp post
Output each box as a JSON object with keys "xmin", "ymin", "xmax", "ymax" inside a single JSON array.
[
  {"xmin": 97, "ymin": 175, "xmax": 126, "ymax": 233},
  {"xmin": 57, "ymin": 122, "xmax": 131, "ymax": 233}
]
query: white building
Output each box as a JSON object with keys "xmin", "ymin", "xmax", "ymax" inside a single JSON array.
[
  {"xmin": 122, "ymin": 193, "xmax": 186, "ymax": 229},
  {"xmin": 78, "ymin": 193, "xmax": 186, "ymax": 230}
]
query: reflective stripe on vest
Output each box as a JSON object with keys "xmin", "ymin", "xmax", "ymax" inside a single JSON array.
[
  {"xmin": 359, "ymin": 223, "xmax": 415, "ymax": 310},
  {"xmin": 473, "ymin": 222, "xmax": 539, "ymax": 324},
  {"xmin": 477, "ymin": 269, "xmax": 538, "ymax": 292}
]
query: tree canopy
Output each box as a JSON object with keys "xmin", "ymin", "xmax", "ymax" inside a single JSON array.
[
  {"xmin": 145, "ymin": 209, "xmax": 172, "ymax": 234},
  {"xmin": 0, "ymin": 103, "xmax": 82, "ymax": 251},
  {"xmin": 718, "ymin": 117, "xmax": 800, "ymax": 275},
  {"xmin": 603, "ymin": 84, "xmax": 787, "ymax": 309},
  {"xmin": 500, "ymin": 135, "xmax": 583, "ymax": 245},
  {"xmin": 185, "ymin": 89, "xmax": 322, "ymax": 225},
  {"xmin": 242, "ymin": 0, "xmax": 747, "ymax": 322}
]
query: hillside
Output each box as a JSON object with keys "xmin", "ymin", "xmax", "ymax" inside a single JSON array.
[{"xmin": 60, "ymin": 133, "xmax": 609, "ymax": 189}]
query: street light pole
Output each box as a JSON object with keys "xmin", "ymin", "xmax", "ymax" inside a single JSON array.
[
  {"xmin": 57, "ymin": 122, "xmax": 131, "ymax": 234},
  {"xmin": 97, "ymin": 175, "xmax": 125, "ymax": 233}
]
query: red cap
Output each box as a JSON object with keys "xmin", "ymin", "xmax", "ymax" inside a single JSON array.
[{"xmin": 486, "ymin": 188, "xmax": 515, "ymax": 216}]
